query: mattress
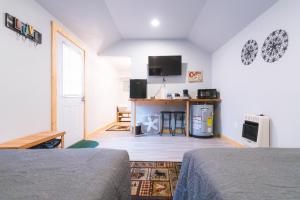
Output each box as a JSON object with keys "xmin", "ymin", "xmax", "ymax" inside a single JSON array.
[
  {"xmin": 174, "ymin": 148, "xmax": 300, "ymax": 200},
  {"xmin": 0, "ymin": 149, "xmax": 130, "ymax": 200}
]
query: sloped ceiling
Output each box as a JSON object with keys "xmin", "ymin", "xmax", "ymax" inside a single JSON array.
[
  {"xmin": 35, "ymin": 0, "xmax": 121, "ymax": 53},
  {"xmin": 189, "ymin": 0, "xmax": 279, "ymax": 52},
  {"xmin": 35, "ymin": 0, "xmax": 278, "ymax": 53},
  {"xmin": 105, "ymin": 0, "xmax": 207, "ymax": 39}
]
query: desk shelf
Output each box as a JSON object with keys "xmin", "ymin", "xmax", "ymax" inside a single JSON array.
[{"xmin": 130, "ymin": 98, "xmax": 221, "ymax": 137}]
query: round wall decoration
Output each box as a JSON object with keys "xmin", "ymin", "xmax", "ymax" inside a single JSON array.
[
  {"xmin": 262, "ymin": 29, "xmax": 288, "ymax": 63},
  {"xmin": 241, "ymin": 39, "xmax": 258, "ymax": 65}
]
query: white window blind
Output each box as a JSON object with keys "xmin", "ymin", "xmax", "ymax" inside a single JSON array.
[{"xmin": 62, "ymin": 43, "xmax": 83, "ymax": 97}]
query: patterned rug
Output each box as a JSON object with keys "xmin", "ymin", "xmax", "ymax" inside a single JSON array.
[
  {"xmin": 130, "ymin": 161, "xmax": 181, "ymax": 200},
  {"xmin": 106, "ymin": 125, "xmax": 130, "ymax": 131}
]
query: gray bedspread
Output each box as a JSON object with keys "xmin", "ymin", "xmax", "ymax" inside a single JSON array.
[
  {"xmin": 174, "ymin": 148, "xmax": 300, "ymax": 200},
  {"xmin": 0, "ymin": 149, "xmax": 130, "ymax": 200}
]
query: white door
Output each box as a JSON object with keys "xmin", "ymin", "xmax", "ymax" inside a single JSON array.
[{"xmin": 57, "ymin": 35, "xmax": 84, "ymax": 147}]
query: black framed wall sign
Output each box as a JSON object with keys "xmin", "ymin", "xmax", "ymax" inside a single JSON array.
[{"xmin": 5, "ymin": 13, "xmax": 42, "ymax": 45}]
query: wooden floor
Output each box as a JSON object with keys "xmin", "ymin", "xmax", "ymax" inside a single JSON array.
[{"xmin": 94, "ymin": 130, "xmax": 234, "ymax": 162}]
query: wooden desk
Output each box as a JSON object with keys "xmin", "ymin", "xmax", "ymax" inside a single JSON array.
[
  {"xmin": 0, "ymin": 131, "xmax": 65, "ymax": 149},
  {"xmin": 130, "ymin": 98, "xmax": 221, "ymax": 137}
]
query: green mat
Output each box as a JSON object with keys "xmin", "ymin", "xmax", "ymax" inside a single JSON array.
[{"xmin": 68, "ymin": 140, "xmax": 99, "ymax": 148}]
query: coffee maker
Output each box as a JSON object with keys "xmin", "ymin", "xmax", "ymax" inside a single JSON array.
[{"xmin": 183, "ymin": 89, "xmax": 190, "ymax": 99}]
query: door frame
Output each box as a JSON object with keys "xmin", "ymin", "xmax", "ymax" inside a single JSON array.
[{"xmin": 51, "ymin": 21, "xmax": 87, "ymax": 139}]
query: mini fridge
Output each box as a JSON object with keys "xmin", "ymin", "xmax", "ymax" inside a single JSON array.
[{"xmin": 190, "ymin": 105, "xmax": 214, "ymax": 137}]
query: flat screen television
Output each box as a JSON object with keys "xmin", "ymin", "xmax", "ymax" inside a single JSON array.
[{"xmin": 148, "ymin": 55, "xmax": 182, "ymax": 76}]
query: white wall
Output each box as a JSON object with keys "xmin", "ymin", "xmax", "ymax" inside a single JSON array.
[
  {"xmin": 212, "ymin": 0, "xmax": 300, "ymax": 147},
  {"xmin": 0, "ymin": 0, "xmax": 119, "ymax": 144},
  {"xmin": 117, "ymin": 62, "xmax": 131, "ymax": 108},
  {"xmin": 86, "ymin": 56, "xmax": 120, "ymax": 133},
  {"xmin": 117, "ymin": 78, "xmax": 130, "ymax": 108},
  {"xmin": 0, "ymin": 0, "xmax": 54, "ymax": 143},
  {"xmin": 102, "ymin": 40, "xmax": 211, "ymax": 123},
  {"xmin": 86, "ymin": 55, "xmax": 132, "ymax": 133},
  {"xmin": 102, "ymin": 40, "xmax": 212, "ymax": 98},
  {"xmin": 96, "ymin": 56, "xmax": 132, "ymax": 109}
]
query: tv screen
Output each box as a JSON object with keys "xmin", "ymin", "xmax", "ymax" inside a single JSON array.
[{"xmin": 148, "ymin": 55, "xmax": 182, "ymax": 76}]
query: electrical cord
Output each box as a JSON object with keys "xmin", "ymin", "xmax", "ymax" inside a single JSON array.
[{"xmin": 154, "ymin": 77, "xmax": 166, "ymax": 98}]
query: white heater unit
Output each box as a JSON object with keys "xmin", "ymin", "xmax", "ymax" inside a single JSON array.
[{"xmin": 242, "ymin": 114, "xmax": 270, "ymax": 147}]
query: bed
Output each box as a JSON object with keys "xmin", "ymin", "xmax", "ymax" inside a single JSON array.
[
  {"xmin": 0, "ymin": 148, "xmax": 130, "ymax": 200},
  {"xmin": 174, "ymin": 148, "xmax": 300, "ymax": 200}
]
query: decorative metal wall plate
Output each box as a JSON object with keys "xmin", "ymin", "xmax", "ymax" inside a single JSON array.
[
  {"xmin": 241, "ymin": 39, "xmax": 258, "ymax": 65},
  {"xmin": 262, "ymin": 29, "xmax": 288, "ymax": 63}
]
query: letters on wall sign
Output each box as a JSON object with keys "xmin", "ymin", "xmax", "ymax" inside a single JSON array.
[
  {"xmin": 5, "ymin": 13, "xmax": 42, "ymax": 45},
  {"xmin": 188, "ymin": 71, "xmax": 203, "ymax": 83}
]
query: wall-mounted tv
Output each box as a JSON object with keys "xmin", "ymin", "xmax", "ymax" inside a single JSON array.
[{"xmin": 148, "ymin": 55, "xmax": 182, "ymax": 76}]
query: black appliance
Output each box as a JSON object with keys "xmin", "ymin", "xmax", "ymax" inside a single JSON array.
[
  {"xmin": 148, "ymin": 55, "xmax": 182, "ymax": 76},
  {"xmin": 135, "ymin": 125, "xmax": 143, "ymax": 136},
  {"xmin": 183, "ymin": 89, "xmax": 190, "ymax": 98},
  {"xmin": 242, "ymin": 121, "xmax": 259, "ymax": 142},
  {"xmin": 174, "ymin": 93, "xmax": 180, "ymax": 98},
  {"xmin": 130, "ymin": 79, "xmax": 147, "ymax": 99},
  {"xmin": 183, "ymin": 89, "xmax": 188, "ymax": 96},
  {"xmin": 197, "ymin": 89, "xmax": 218, "ymax": 99}
]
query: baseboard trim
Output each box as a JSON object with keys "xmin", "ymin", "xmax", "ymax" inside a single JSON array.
[
  {"xmin": 220, "ymin": 134, "xmax": 245, "ymax": 148},
  {"xmin": 86, "ymin": 121, "xmax": 116, "ymax": 140}
]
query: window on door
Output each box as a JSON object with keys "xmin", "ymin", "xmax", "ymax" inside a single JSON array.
[{"xmin": 62, "ymin": 43, "xmax": 84, "ymax": 97}]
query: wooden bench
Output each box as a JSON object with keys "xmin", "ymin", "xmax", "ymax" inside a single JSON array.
[{"xmin": 0, "ymin": 131, "xmax": 65, "ymax": 149}]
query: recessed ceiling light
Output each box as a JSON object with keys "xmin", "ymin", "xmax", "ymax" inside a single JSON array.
[{"xmin": 151, "ymin": 18, "xmax": 160, "ymax": 27}]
